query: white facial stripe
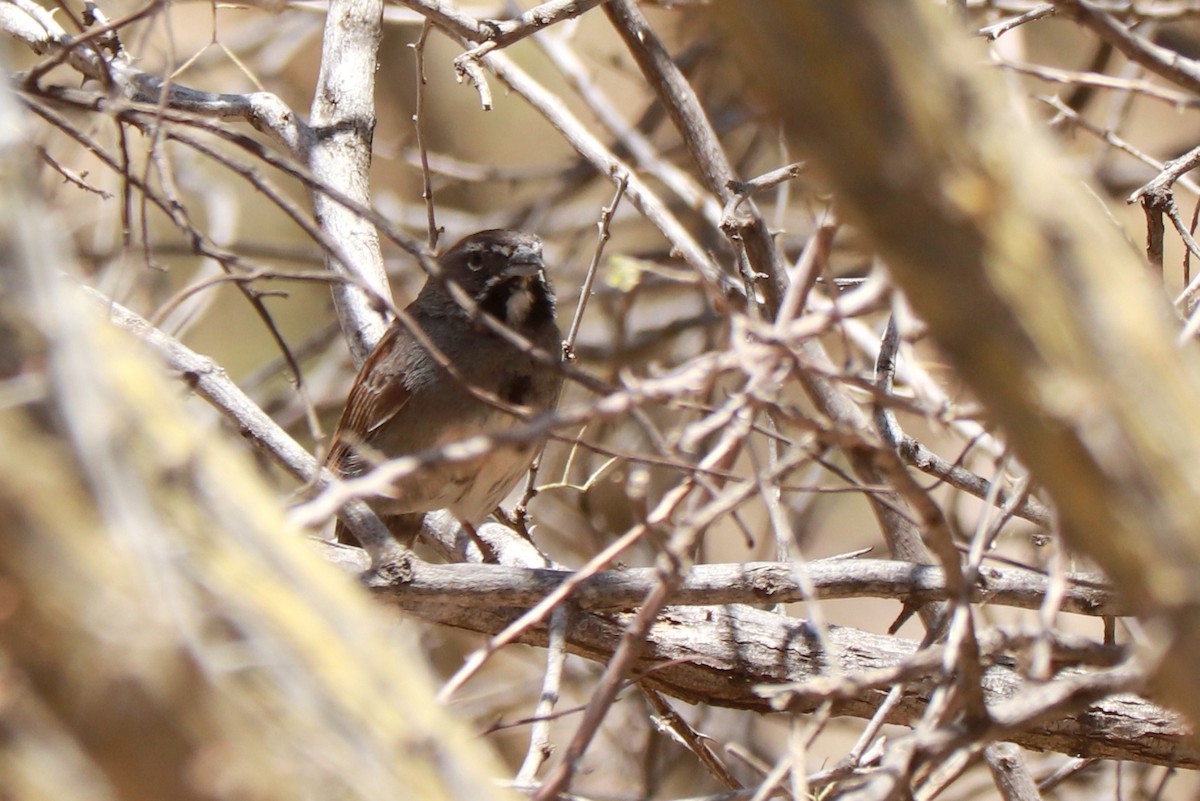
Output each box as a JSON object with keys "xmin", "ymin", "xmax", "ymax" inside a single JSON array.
[
  {"xmin": 463, "ymin": 239, "xmax": 542, "ymax": 261},
  {"xmin": 466, "ymin": 242, "xmax": 515, "ymax": 256}
]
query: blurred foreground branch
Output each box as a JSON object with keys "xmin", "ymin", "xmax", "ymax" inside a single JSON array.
[{"xmin": 0, "ymin": 75, "xmax": 513, "ymax": 801}]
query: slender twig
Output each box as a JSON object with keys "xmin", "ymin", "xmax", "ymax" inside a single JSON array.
[
  {"xmin": 866, "ymin": 309, "xmax": 1050, "ymax": 527},
  {"xmin": 563, "ymin": 173, "xmax": 627, "ymax": 359},
  {"xmin": 979, "ymin": 3, "xmax": 1055, "ymax": 39},
  {"xmin": 996, "ymin": 56, "xmax": 1200, "ymax": 107},
  {"xmin": 603, "ymin": 0, "xmax": 784, "ymax": 315},
  {"xmin": 395, "ymin": 0, "xmax": 609, "ymax": 52},
  {"xmin": 411, "ymin": 19, "xmax": 439, "ymax": 250},
  {"xmin": 531, "ymin": 27, "xmax": 722, "ymax": 228},
  {"xmin": 36, "ymin": 145, "xmax": 112, "ymax": 197},
  {"xmin": 1048, "ymin": 0, "xmax": 1200, "ymax": 95},
  {"xmin": 643, "ymin": 690, "xmax": 743, "ymax": 791},
  {"xmin": 515, "ymin": 605, "xmax": 570, "ymax": 785}
]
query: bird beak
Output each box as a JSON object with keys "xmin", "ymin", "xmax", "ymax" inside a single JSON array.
[
  {"xmin": 504, "ymin": 263, "xmax": 543, "ymax": 278},
  {"xmin": 503, "ymin": 243, "xmax": 545, "ymax": 278}
]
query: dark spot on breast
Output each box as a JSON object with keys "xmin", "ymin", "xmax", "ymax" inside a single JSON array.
[{"xmin": 501, "ymin": 374, "xmax": 533, "ymax": 406}]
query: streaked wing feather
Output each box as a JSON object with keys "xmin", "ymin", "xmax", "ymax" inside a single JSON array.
[{"xmin": 325, "ymin": 323, "xmax": 415, "ymax": 474}]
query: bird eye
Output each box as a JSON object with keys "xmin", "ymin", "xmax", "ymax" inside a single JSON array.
[{"xmin": 467, "ymin": 254, "xmax": 484, "ymax": 271}]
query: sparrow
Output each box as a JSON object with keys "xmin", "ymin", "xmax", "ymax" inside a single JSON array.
[{"xmin": 325, "ymin": 229, "xmax": 563, "ymax": 547}]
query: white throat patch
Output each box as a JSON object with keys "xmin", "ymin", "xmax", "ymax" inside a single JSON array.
[{"xmin": 506, "ymin": 283, "xmax": 534, "ymax": 325}]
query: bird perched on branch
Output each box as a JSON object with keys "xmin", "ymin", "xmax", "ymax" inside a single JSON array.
[{"xmin": 326, "ymin": 229, "xmax": 563, "ymax": 547}]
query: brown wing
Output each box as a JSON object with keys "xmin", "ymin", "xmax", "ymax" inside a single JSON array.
[{"xmin": 324, "ymin": 322, "xmax": 414, "ymax": 478}]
